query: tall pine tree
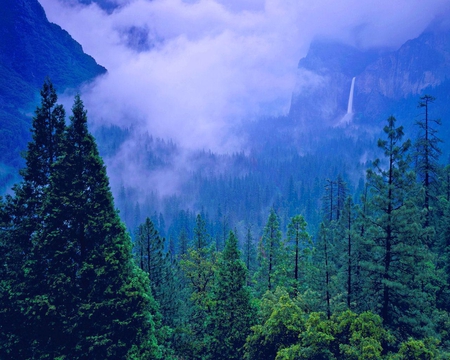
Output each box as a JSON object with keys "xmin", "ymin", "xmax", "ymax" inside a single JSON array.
[{"xmin": 1, "ymin": 85, "xmax": 162, "ymax": 359}]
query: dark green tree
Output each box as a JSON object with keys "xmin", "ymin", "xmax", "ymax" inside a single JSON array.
[
  {"xmin": 0, "ymin": 79, "xmax": 67, "ymax": 358},
  {"xmin": 362, "ymin": 116, "xmax": 435, "ymax": 338},
  {"xmin": 207, "ymin": 231, "xmax": 255, "ymax": 359},
  {"xmin": 1, "ymin": 87, "xmax": 162, "ymax": 358},
  {"xmin": 242, "ymin": 226, "xmax": 257, "ymax": 286},
  {"xmin": 255, "ymin": 208, "xmax": 283, "ymax": 294},
  {"xmin": 415, "ymin": 95, "xmax": 442, "ymax": 230},
  {"xmin": 61, "ymin": 94, "xmax": 161, "ymax": 358},
  {"xmin": 194, "ymin": 213, "xmax": 209, "ymax": 250},
  {"xmin": 135, "ymin": 217, "xmax": 165, "ymax": 298},
  {"xmin": 286, "ymin": 214, "xmax": 311, "ymax": 294}
]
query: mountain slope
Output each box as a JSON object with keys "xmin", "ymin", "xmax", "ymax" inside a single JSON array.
[{"xmin": 0, "ymin": 0, "xmax": 106, "ymax": 179}]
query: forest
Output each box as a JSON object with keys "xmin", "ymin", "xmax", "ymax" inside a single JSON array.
[{"xmin": 2, "ymin": 79, "xmax": 450, "ymax": 359}]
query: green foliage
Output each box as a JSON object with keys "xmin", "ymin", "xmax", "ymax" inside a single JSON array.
[
  {"xmin": 245, "ymin": 287, "xmax": 305, "ymax": 360},
  {"xmin": 285, "ymin": 215, "xmax": 312, "ymax": 294},
  {"xmin": 0, "ymin": 83, "xmax": 161, "ymax": 359},
  {"xmin": 396, "ymin": 338, "xmax": 439, "ymax": 360},
  {"xmin": 361, "ymin": 116, "xmax": 436, "ymax": 338},
  {"xmin": 245, "ymin": 289, "xmax": 398, "ymax": 360},
  {"xmin": 206, "ymin": 231, "xmax": 256, "ymax": 359},
  {"xmin": 255, "ymin": 209, "xmax": 284, "ymax": 295}
]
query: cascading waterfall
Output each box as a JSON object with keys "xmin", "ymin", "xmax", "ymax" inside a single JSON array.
[
  {"xmin": 347, "ymin": 77, "xmax": 356, "ymax": 114},
  {"xmin": 336, "ymin": 76, "xmax": 356, "ymax": 126}
]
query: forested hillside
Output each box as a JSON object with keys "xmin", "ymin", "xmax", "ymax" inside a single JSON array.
[{"xmin": 2, "ymin": 80, "xmax": 450, "ymax": 359}]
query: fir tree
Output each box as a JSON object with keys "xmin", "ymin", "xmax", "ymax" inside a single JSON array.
[
  {"xmin": 0, "ymin": 79, "xmax": 66, "ymax": 358},
  {"xmin": 60, "ymin": 94, "xmax": 161, "ymax": 358}
]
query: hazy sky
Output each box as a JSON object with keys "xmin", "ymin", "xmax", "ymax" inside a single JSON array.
[{"xmin": 38, "ymin": 0, "xmax": 450, "ymax": 151}]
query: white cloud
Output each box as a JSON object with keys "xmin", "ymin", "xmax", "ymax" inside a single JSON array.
[
  {"xmin": 38, "ymin": 0, "xmax": 450, "ymax": 150},
  {"xmin": 37, "ymin": 0, "xmax": 450, "ymax": 194}
]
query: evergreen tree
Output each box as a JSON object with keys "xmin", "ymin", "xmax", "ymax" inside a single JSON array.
[
  {"xmin": 286, "ymin": 214, "xmax": 311, "ymax": 294},
  {"xmin": 316, "ymin": 222, "xmax": 334, "ymax": 319},
  {"xmin": 340, "ymin": 197, "xmax": 358, "ymax": 309},
  {"xmin": 207, "ymin": 231, "xmax": 255, "ymax": 360},
  {"xmin": 362, "ymin": 116, "xmax": 434, "ymax": 338},
  {"xmin": 62, "ymin": 94, "xmax": 161, "ymax": 358},
  {"xmin": 415, "ymin": 95, "xmax": 442, "ymax": 230},
  {"xmin": 1, "ymin": 87, "xmax": 161, "ymax": 358},
  {"xmin": 0, "ymin": 79, "xmax": 67, "ymax": 358},
  {"xmin": 135, "ymin": 217, "xmax": 165, "ymax": 299},
  {"xmin": 194, "ymin": 213, "xmax": 209, "ymax": 250},
  {"xmin": 255, "ymin": 208, "xmax": 283, "ymax": 294},
  {"xmin": 242, "ymin": 226, "xmax": 257, "ymax": 286},
  {"xmin": 134, "ymin": 217, "xmax": 180, "ymax": 330}
]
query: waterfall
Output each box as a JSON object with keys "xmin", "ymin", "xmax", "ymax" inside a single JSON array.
[
  {"xmin": 347, "ymin": 77, "xmax": 355, "ymax": 114},
  {"xmin": 336, "ymin": 77, "xmax": 356, "ymax": 127}
]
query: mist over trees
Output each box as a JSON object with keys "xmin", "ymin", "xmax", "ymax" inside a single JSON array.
[{"xmin": 2, "ymin": 81, "xmax": 450, "ymax": 359}]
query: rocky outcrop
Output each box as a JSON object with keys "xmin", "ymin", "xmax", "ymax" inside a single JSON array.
[{"xmin": 290, "ymin": 23, "xmax": 450, "ymax": 130}]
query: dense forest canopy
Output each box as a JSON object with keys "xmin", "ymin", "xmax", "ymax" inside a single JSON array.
[{"xmin": 2, "ymin": 80, "xmax": 450, "ymax": 359}]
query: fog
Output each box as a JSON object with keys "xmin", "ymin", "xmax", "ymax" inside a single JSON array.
[{"xmin": 37, "ymin": 0, "xmax": 450, "ymax": 200}]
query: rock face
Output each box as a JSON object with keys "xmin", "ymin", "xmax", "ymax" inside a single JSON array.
[
  {"xmin": 0, "ymin": 0, "xmax": 106, "ymax": 170},
  {"xmin": 290, "ymin": 23, "xmax": 450, "ymax": 133},
  {"xmin": 0, "ymin": 0, "xmax": 106, "ymax": 107}
]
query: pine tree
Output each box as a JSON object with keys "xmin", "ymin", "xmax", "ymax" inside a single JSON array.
[
  {"xmin": 286, "ymin": 214, "xmax": 311, "ymax": 294},
  {"xmin": 135, "ymin": 217, "xmax": 165, "ymax": 299},
  {"xmin": 194, "ymin": 213, "xmax": 209, "ymax": 250},
  {"xmin": 335, "ymin": 196, "xmax": 359, "ymax": 310},
  {"xmin": 134, "ymin": 217, "xmax": 180, "ymax": 330},
  {"xmin": 362, "ymin": 116, "xmax": 434, "ymax": 337},
  {"xmin": 207, "ymin": 231, "xmax": 255, "ymax": 360},
  {"xmin": 1, "ymin": 86, "xmax": 162, "ymax": 358},
  {"xmin": 317, "ymin": 222, "xmax": 334, "ymax": 319},
  {"xmin": 242, "ymin": 226, "xmax": 257, "ymax": 286},
  {"xmin": 255, "ymin": 208, "xmax": 283, "ymax": 294},
  {"xmin": 415, "ymin": 95, "xmax": 442, "ymax": 231},
  {"xmin": 0, "ymin": 79, "xmax": 67, "ymax": 358}
]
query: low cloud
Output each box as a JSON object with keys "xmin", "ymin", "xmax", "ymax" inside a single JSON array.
[
  {"xmin": 39, "ymin": 0, "xmax": 450, "ymax": 150},
  {"xmin": 38, "ymin": 0, "xmax": 450, "ymax": 197}
]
